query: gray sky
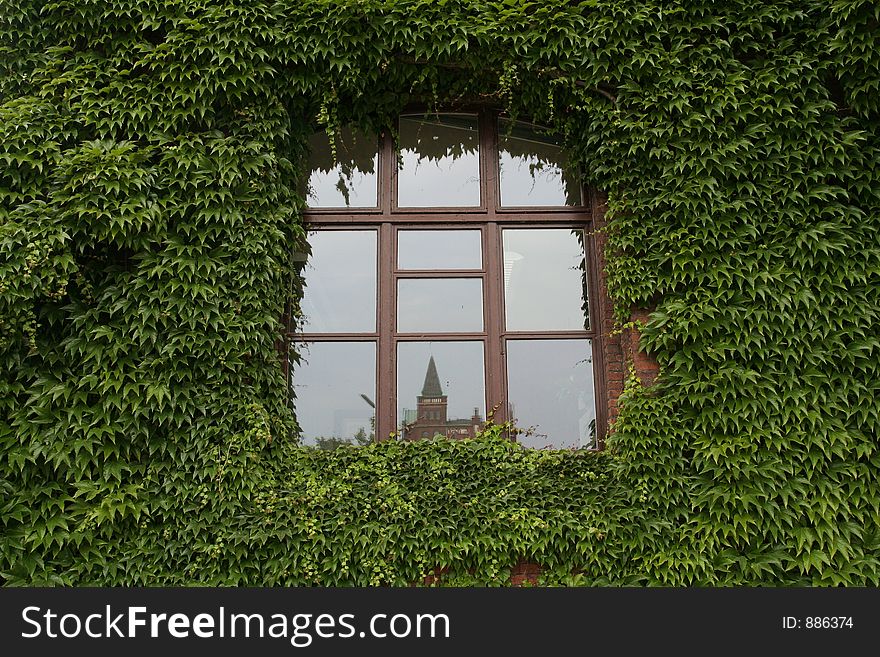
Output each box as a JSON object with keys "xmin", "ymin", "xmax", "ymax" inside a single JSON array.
[
  {"xmin": 503, "ymin": 228, "xmax": 588, "ymax": 331},
  {"xmin": 299, "ymin": 230, "xmax": 376, "ymax": 333},
  {"xmin": 507, "ymin": 339, "xmax": 596, "ymax": 449},
  {"xmin": 291, "ymin": 341, "xmax": 376, "ymax": 445}
]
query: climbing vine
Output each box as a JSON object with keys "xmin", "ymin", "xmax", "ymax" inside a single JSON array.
[{"xmin": 1, "ymin": 0, "xmax": 878, "ymax": 585}]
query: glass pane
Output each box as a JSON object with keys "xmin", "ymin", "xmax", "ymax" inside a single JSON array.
[
  {"xmin": 503, "ymin": 228, "xmax": 589, "ymax": 331},
  {"xmin": 397, "ymin": 341, "xmax": 485, "ymax": 440},
  {"xmin": 507, "ymin": 340, "xmax": 596, "ymax": 449},
  {"xmin": 302, "ymin": 127, "xmax": 378, "ymax": 208},
  {"xmin": 397, "ymin": 278, "xmax": 483, "ymax": 332},
  {"xmin": 291, "ymin": 341, "xmax": 376, "ymax": 448},
  {"xmin": 398, "ymin": 230, "xmax": 482, "ymax": 270},
  {"xmin": 498, "ymin": 119, "xmax": 581, "ymax": 206},
  {"xmin": 397, "ymin": 114, "xmax": 480, "ymax": 207},
  {"xmin": 299, "ymin": 230, "xmax": 376, "ymax": 332}
]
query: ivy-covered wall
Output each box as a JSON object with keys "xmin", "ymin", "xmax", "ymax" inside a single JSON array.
[{"xmin": 1, "ymin": 0, "xmax": 877, "ymax": 585}]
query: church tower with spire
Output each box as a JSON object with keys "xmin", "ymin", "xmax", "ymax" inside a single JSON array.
[
  {"xmin": 403, "ymin": 356, "xmax": 485, "ymax": 441},
  {"xmin": 412, "ymin": 355, "xmax": 448, "ymax": 439}
]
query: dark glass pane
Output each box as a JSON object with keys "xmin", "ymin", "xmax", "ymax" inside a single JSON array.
[
  {"xmin": 398, "ymin": 230, "xmax": 482, "ymax": 270},
  {"xmin": 506, "ymin": 340, "xmax": 596, "ymax": 449},
  {"xmin": 302, "ymin": 127, "xmax": 378, "ymax": 208},
  {"xmin": 503, "ymin": 228, "xmax": 589, "ymax": 331},
  {"xmin": 397, "ymin": 278, "xmax": 483, "ymax": 332},
  {"xmin": 397, "ymin": 341, "xmax": 485, "ymax": 440},
  {"xmin": 397, "ymin": 114, "xmax": 480, "ymax": 207},
  {"xmin": 299, "ymin": 230, "xmax": 376, "ymax": 332},
  {"xmin": 498, "ymin": 119, "xmax": 581, "ymax": 206},
  {"xmin": 291, "ymin": 341, "xmax": 376, "ymax": 448}
]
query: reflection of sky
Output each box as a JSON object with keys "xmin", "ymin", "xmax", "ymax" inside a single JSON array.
[
  {"xmin": 291, "ymin": 342, "xmax": 376, "ymax": 444},
  {"xmin": 304, "ymin": 129, "xmax": 378, "ymax": 208},
  {"xmin": 300, "ymin": 231, "xmax": 376, "ymax": 333},
  {"xmin": 397, "ymin": 342, "xmax": 485, "ymax": 426},
  {"xmin": 499, "ymin": 151, "xmax": 569, "ymax": 206},
  {"xmin": 397, "ymin": 117, "xmax": 480, "ymax": 207},
  {"xmin": 307, "ymin": 164, "xmax": 377, "ymax": 208},
  {"xmin": 398, "ymin": 230, "xmax": 482, "ymax": 269},
  {"xmin": 497, "ymin": 119, "xmax": 579, "ymax": 206},
  {"xmin": 507, "ymin": 340, "xmax": 595, "ymax": 449},
  {"xmin": 397, "ymin": 279, "xmax": 483, "ymax": 332},
  {"xmin": 303, "ymin": 119, "xmax": 580, "ymax": 208},
  {"xmin": 503, "ymin": 229, "xmax": 588, "ymax": 331}
]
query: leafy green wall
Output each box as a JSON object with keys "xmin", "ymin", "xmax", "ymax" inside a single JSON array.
[{"xmin": 1, "ymin": 0, "xmax": 877, "ymax": 585}]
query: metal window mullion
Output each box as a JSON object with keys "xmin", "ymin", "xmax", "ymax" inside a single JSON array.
[
  {"xmin": 484, "ymin": 221, "xmax": 506, "ymax": 425},
  {"xmin": 377, "ymin": 222, "xmax": 394, "ymax": 441},
  {"xmin": 393, "ymin": 270, "xmax": 485, "ymax": 278},
  {"xmin": 290, "ymin": 334, "xmax": 378, "ymax": 341},
  {"xmin": 380, "ymin": 126, "xmax": 393, "ymax": 216}
]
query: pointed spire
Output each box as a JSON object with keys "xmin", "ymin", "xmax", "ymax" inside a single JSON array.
[{"xmin": 420, "ymin": 356, "xmax": 444, "ymax": 397}]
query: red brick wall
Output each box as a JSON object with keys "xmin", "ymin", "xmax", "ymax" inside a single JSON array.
[
  {"xmin": 509, "ymin": 560, "xmax": 542, "ymax": 586},
  {"xmin": 591, "ymin": 191, "xmax": 659, "ymax": 432},
  {"xmin": 421, "ymin": 561, "xmax": 542, "ymax": 586}
]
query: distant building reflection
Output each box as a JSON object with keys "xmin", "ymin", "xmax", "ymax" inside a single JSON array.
[{"xmin": 401, "ymin": 356, "xmax": 484, "ymax": 440}]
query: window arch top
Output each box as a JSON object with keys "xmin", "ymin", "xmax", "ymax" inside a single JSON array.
[{"xmin": 300, "ymin": 111, "xmax": 585, "ymax": 213}]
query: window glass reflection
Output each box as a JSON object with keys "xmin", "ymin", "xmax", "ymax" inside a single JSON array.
[
  {"xmin": 397, "ymin": 230, "xmax": 482, "ymax": 270},
  {"xmin": 303, "ymin": 127, "xmax": 378, "ymax": 208},
  {"xmin": 503, "ymin": 228, "xmax": 589, "ymax": 331},
  {"xmin": 507, "ymin": 340, "xmax": 596, "ymax": 449},
  {"xmin": 397, "ymin": 278, "xmax": 483, "ymax": 332},
  {"xmin": 397, "ymin": 114, "xmax": 480, "ymax": 207},
  {"xmin": 291, "ymin": 341, "xmax": 376, "ymax": 448},
  {"xmin": 299, "ymin": 231, "xmax": 376, "ymax": 332},
  {"xmin": 498, "ymin": 119, "xmax": 580, "ymax": 206},
  {"xmin": 397, "ymin": 342, "xmax": 485, "ymax": 440}
]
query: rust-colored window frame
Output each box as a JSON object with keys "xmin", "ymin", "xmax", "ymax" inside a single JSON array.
[{"xmin": 292, "ymin": 107, "xmax": 608, "ymax": 448}]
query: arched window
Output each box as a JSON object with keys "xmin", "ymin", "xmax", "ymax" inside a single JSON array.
[{"xmin": 291, "ymin": 109, "xmax": 604, "ymax": 449}]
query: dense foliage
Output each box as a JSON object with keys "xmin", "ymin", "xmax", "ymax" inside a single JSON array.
[{"xmin": 1, "ymin": 0, "xmax": 877, "ymax": 585}]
